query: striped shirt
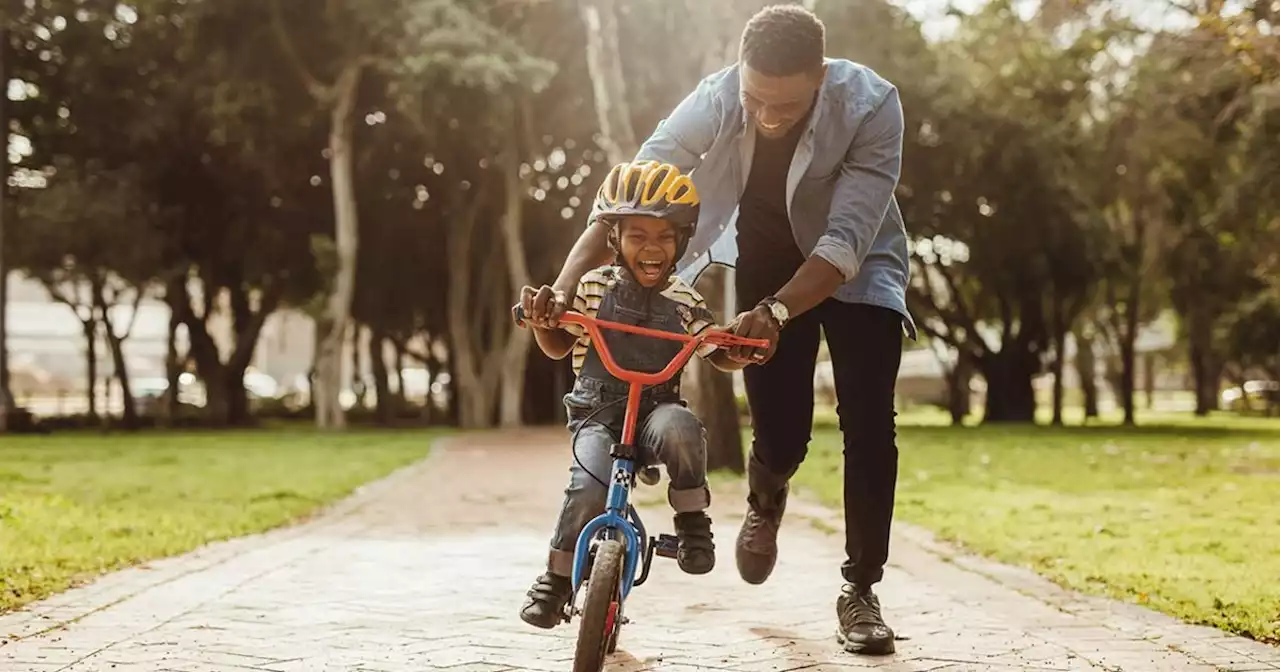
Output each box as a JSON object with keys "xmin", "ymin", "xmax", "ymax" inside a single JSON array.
[{"xmin": 563, "ymin": 266, "xmax": 719, "ymax": 377}]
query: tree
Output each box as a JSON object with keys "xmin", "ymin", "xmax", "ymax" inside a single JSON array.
[
  {"xmin": 1222, "ymin": 292, "xmax": 1280, "ymax": 392},
  {"xmin": 0, "ymin": 19, "xmax": 11, "ymax": 431},
  {"xmin": 268, "ymin": 0, "xmax": 375, "ymax": 430},
  {"xmin": 14, "ymin": 161, "xmax": 161, "ymax": 427},
  {"xmin": 898, "ymin": 1, "xmax": 1131, "ymax": 423},
  {"xmin": 378, "ymin": 0, "xmax": 557, "ymax": 428}
]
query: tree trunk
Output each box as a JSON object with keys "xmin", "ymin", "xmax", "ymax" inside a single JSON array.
[
  {"xmin": 580, "ymin": 0, "xmax": 638, "ymax": 165},
  {"xmin": 946, "ymin": 353, "xmax": 973, "ymax": 426},
  {"xmin": 370, "ymin": 328, "xmax": 393, "ymax": 425},
  {"xmin": 688, "ymin": 267, "xmax": 743, "ymax": 473},
  {"xmin": 82, "ymin": 316, "xmax": 99, "ymax": 422},
  {"xmin": 497, "ymin": 120, "xmax": 532, "ymax": 428},
  {"xmin": 226, "ymin": 374, "xmax": 249, "ymax": 425},
  {"xmin": 445, "ymin": 177, "xmax": 504, "ymax": 429},
  {"xmin": 1051, "ymin": 329, "xmax": 1067, "ymax": 427},
  {"xmin": 1119, "ymin": 335, "xmax": 1137, "ymax": 425},
  {"xmin": 201, "ymin": 367, "xmax": 230, "ymax": 426},
  {"xmin": 392, "ymin": 340, "xmax": 407, "ymax": 408},
  {"xmin": 198, "ymin": 365, "xmax": 249, "ymax": 427},
  {"xmin": 163, "ymin": 307, "xmax": 182, "ymax": 425},
  {"xmin": 94, "ymin": 281, "xmax": 144, "ymax": 429},
  {"xmin": 1190, "ymin": 348, "xmax": 1221, "ymax": 416},
  {"xmin": 980, "ymin": 351, "xmax": 1037, "ymax": 423},
  {"xmin": 1187, "ymin": 300, "xmax": 1220, "ymax": 416},
  {"xmin": 98, "ymin": 307, "xmax": 138, "ymax": 430},
  {"xmin": 313, "ymin": 316, "xmax": 339, "ymax": 428},
  {"xmin": 0, "ymin": 24, "xmax": 10, "ymax": 433},
  {"xmin": 1143, "ymin": 352, "xmax": 1156, "ymax": 410},
  {"xmin": 314, "ymin": 63, "xmax": 364, "ymax": 431},
  {"xmin": 168, "ymin": 279, "xmax": 275, "ymax": 427},
  {"xmin": 1118, "ymin": 283, "xmax": 1140, "ymax": 425},
  {"xmin": 425, "ymin": 340, "xmax": 443, "ymax": 425},
  {"xmin": 350, "ymin": 322, "xmax": 366, "ymax": 409},
  {"xmin": 1074, "ymin": 327, "xmax": 1099, "ymax": 420},
  {"xmin": 499, "ymin": 331, "xmax": 531, "ymax": 427}
]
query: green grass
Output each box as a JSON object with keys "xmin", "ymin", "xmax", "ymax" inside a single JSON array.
[
  {"xmin": 0, "ymin": 429, "xmax": 440, "ymax": 614},
  {"xmin": 790, "ymin": 412, "xmax": 1280, "ymax": 644}
]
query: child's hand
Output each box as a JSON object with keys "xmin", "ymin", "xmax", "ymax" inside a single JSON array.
[{"xmin": 518, "ymin": 284, "xmax": 569, "ymax": 329}]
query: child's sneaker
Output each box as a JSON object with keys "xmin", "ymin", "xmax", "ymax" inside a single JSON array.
[
  {"xmin": 674, "ymin": 511, "xmax": 716, "ymax": 574},
  {"xmin": 519, "ymin": 573, "xmax": 571, "ymax": 629}
]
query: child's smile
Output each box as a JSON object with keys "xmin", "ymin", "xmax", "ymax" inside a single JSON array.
[
  {"xmin": 618, "ymin": 216, "xmax": 679, "ymax": 287},
  {"xmin": 635, "ymin": 257, "xmax": 669, "ymax": 284}
]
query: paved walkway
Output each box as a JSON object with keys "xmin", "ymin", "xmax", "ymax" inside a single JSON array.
[{"xmin": 2, "ymin": 430, "xmax": 1278, "ymax": 672}]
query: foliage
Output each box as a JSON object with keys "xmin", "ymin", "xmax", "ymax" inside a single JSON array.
[{"xmin": 0, "ymin": 0, "xmax": 1277, "ymax": 429}]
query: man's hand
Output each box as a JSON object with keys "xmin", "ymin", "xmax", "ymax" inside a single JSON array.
[
  {"xmin": 726, "ymin": 305, "xmax": 781, "ymax": 364},
  {"xmin": 517, "ymin": 284, "xmax": 569, "ymax": 329}
]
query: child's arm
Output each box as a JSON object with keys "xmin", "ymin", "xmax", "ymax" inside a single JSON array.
[
  {"xmin": 532, "ymin": 324, "xmax": 577, "ymax": 360},
  {"xmin": 520, "ymin": 282, "xmax": 588, "ymax": 360},
  {"xmin": 680, "ymin": 292, "xmax": 750, "ymax": 372}
]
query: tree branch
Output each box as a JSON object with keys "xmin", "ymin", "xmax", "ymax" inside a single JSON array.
[
  {"xmin": 908, "ymin": 281, "xmax": 974, "ymax": 356},
  {"xmin": 269, "ymin": 0, "xmax": 333, "ymax": 101},
  {"xmin": 388, "ymin": 335, "xmax": 432, "ymax": 365},
  {"xmin": 934, "ymin": 261, "xmax": 990, "ymax": 356},
  {"xmin": 998, "ymin": 293, "xmax": 1014, "ymax": 349},
  {"xmin": 121, "ymin": 286, "xmax": 145, "ymax": 341},
  {"xmin": 228, "ymin": 283, "xmax": 285, "ymax": 375},
  {"xmin": 42, "ymin": 279, "xmax": 94, "ymax": 324}
]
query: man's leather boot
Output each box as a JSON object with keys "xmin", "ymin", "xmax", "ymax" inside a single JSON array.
[{"xmin": 734, "ymin": 455, "xmax": 793, "ymax": 584}]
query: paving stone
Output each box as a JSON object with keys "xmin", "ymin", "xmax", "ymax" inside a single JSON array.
[{"xmin": 0, "ymin": 429, "xmax": 1276, "ymax": 671}]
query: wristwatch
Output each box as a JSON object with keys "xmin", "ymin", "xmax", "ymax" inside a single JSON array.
[{"xmin": 758, "ymin": 296, "xmax": 790, "ymax": 329}]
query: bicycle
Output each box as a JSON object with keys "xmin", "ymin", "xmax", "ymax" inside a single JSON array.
[{"xmin": 514, "ymin": 306, "xmax": 770, "ymax": 672}]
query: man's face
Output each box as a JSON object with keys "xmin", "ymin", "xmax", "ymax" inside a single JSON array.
[
  {"xmin": 740, "ymin": 63, "xmax": 825, "ymax": 139},
  {"xmin": 618, "ymin": 216, "xmax": 679, "ymax": 287}
]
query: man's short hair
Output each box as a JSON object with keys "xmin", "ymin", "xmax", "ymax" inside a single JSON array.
[{"xmin": 739, "ymin": 4, "xmax": 826, "ymax": 77}]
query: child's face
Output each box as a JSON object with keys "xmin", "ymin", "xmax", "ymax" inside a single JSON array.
[{"xmin": 618, "ymin": 216, "xmax": 679, "ymax": 287}]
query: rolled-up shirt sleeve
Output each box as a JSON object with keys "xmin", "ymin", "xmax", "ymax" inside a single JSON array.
[{"xmin": 811, "ymin": 87, "xmax": 904, "ymax": 282}]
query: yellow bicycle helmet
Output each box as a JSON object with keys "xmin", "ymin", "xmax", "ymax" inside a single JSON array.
[{"xmin": 590, "ymin": 160, "xmax": 701, "ymax": 263}]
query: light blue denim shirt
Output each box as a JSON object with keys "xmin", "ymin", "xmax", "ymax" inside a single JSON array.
[{"xmin": 634, "ymin": 58, "xmax": 917, "ymax": 339}]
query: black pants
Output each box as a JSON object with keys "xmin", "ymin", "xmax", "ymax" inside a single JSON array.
[{"xmin": 738, "ymin": 272, "xmax": 903, "ymax": 586}]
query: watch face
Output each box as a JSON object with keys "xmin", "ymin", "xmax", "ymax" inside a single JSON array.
[{"xmin": 770, "ymin": 302, "xmax": 787, "ymax": 323}]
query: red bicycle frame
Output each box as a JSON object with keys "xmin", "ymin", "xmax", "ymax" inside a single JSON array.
[{"xmin": 516, "ymin": 309, "xmax": 770, "ymax": 444}]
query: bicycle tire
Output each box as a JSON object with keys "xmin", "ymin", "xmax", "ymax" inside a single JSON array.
[{"xmin": 573, "ymin": 539, "xmax": 624, "ymax": 672}]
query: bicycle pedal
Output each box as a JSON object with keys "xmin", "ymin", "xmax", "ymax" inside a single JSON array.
[{"xmin": 654, "ymin": 533, "xmax": 679, "ymax": 559}]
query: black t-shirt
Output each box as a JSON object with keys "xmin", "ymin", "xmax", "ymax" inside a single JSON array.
[{"xmin": 735, "ymin": 119, "xmax": 808, "ymax": 306}]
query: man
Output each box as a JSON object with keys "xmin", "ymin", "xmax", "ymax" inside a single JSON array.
[{"xmin": 522, "ymin": 4, "xmax": 914, "ymax": 656}]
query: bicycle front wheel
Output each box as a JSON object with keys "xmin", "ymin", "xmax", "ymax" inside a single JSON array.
[{"xmin": 572, "ymin": 539, "xmax": 624, "ymax": 672}]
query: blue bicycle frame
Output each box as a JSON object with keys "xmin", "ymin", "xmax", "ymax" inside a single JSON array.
[{"xmin": 570, "ymin": 450, "xmax": 646, "ymax": 601}]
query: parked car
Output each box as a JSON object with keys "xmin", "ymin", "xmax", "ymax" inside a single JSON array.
[{"xmin": 1221, "ymin": 380, "xmax": 1279, "ymax": 414}]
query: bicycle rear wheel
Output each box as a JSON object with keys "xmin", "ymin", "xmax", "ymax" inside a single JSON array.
[{"xmin": 572, "ymin": 539, "xmax": 624, "ymax": 672}]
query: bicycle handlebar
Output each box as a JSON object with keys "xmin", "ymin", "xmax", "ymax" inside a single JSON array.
[{"xmin": 512, "ymin": 305, "xmax": 771, "ymax": 387}]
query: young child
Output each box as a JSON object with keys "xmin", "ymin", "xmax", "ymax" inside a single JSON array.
[{"xmin": 516, "ymin": 160, "xmax": 748, "ymax": 630}]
